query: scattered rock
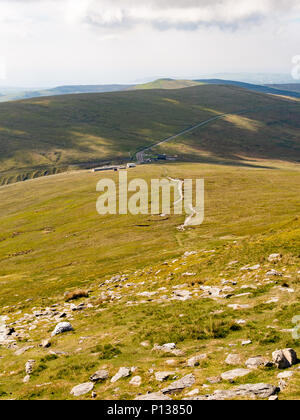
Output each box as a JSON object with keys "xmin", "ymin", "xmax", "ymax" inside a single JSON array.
[
  {"xmin": 165, "ymin": 359, "xmax": 176, "ymax": 366},
  {"xmin": 23, "ymin": 375, "xmax": 30, "ymax": 383},
  {"xmin": 225, "ymin": 354, "xmax": 242, "ymax": 366},
  {"xmin": 193, "ymin": 384, "xmax": 277, "ymax": 400},
  {"xmin": 186, "ymin": 389, "xmax": 199, "ymax": 397},
  {"xmin": 228, "ymin": 304, "xmax": 251, "ymax": 310},
  {"xmin": 206, "ymin": 376, "xmax": 222, "ymax": 384},
  {"xmin": 242, "ymin": 340, "xmax": 252, "ymax": 346},
  {"xmin": 241, "ymin": 264, "xmax": 260, "ymax": 272},
  {"xmin": 153, "ymin": 343, "xmax": 183, "ymax": 356},
  {"xmin": 51, "ymin": 322, "xmax": 73, "ymax": 337},
  {"xmin": 153, "ymin": 343, "xmax": 176, "ymax": 352},
  {"xmin": 277, "ymin": 371, "xmax": 293, "ymax": 379},
  {"xmin": 187, "ymin": 354, "xmax": 207, "ymax": 367},
  {"xmin": 25, "ymin": 360, "xmax": 35, "ymax": 375},
  {"xmin": 71, "ymin": 382, "xmax": 94, "ymax": 397},
  {"xmin": 111, "ymin": 367, "xmax": 131, "ymax": 383},
  {"xmin": 90, "ymin": 370, "xmax": 109, "ymax": 382},
  {"xmin": 245, "ymin": 356, "xmax": 269, "ymax": 369},
  {"xmin": 266, "ymin": 270, "xmax": 282, "ymax": 277},
  {"xmin": 155, "ymin": 372, "xmax": 175, "ymax": 382},
  {"xmin": 0, "ymin": 325, "xmax": 15, "ymax": 345},
  {"xmin": 272, "ymin": 349, "xmax": 298, "ymax": 369},
  {"xmin": 162, "ymin": 374, "xmax": 195, "ymax": 394},
  {"xmin": 269, "ymin": 395, "xmax": 279, "ymax": 401},
  {"xmin": 135, "ymin": 392, "xmax": 172, "ymax": 401},
  {"xmin": 130, "ymin": 376, "xmax": 142, "ymax": 386},
  {"xmin": 15, "ymin": 346, "xmax": 34, "ymax": 356},
  {"xmin": 221, "ymin": 369, "xmax": 252, "ymax": 381},
  {"xmin": 268, "ymin": 254, "xmax": 281, "ymax": 262},
  {"xmin": 40, "ymin": 339, "xmax": 51, "ymax": 349}
]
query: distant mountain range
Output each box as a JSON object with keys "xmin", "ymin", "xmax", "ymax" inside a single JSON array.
[
  {"xmin": 195, "ymin": 79, "xmax": 300, "ymax": 99},
  {"xmin": 1, "ymin": 77, "xmax": 300, "ymax": 102}
]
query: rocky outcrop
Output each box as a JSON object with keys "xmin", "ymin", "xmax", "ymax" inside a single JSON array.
[
  {"xmin": 272, "ymin": 349, "xmax": 298, "ymax": 369},
  {"xmin": 162, "ymin": 374, "xmax": 195, "ymax": 394},
  {"xmin": 191, "ymin": 384, "xmax": 278, "ymax": 400},
  {"xmin": 71, "ymin": 382, "xmax": 94, "ymax": 397},
  {"xmin": 51, "ymin": 322, "xmax": 73, "ymax": 337}
]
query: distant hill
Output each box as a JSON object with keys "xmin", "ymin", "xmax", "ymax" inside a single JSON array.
[
  {"xmin": 0, "ymin": 84, "xmax": 132, "ymax": 102},
  {"xmin": 266, "ymin": 84, "xmax": 300, "ymax": 93},
  {"xmin": 132, "ymin": 78, "xmax": 202, "ymax": 90},
  {"xmin": 2, "ymin": 78, "xmax": 300, "ymax": 103},
  {"xmin": 0, "ymin": 84, "xmax": 300, "ymax": 185},
  {"xmin": 195, "ymin": 79, "xmax": 300, "ymax": 99}
]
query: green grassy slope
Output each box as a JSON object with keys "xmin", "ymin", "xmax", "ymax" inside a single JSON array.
[
  {"xmin": 0, "ymin": 162, "xmax": 299, "ymax": 400},
  {"xmin": 1, "ymin": 85, "xmax": 300, "ymax": 185}
]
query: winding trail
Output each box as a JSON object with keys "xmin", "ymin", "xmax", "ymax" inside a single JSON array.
[
  {"xmin": 168, "ymin": 177, "xmax": 199, "ymax": 231},
  {"xmin": 135, "ymin": 110, "xmax": 252, "ymax": 163},
  {"xmin": 135, "ymin": 109, "xmax": 254, "ymax": 229}
]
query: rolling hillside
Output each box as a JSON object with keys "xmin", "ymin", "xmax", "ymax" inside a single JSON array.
[
  {"xmin": 196, "ymin": 79, "xmax": 300, "ymax": 99},
  {"xmin": 266, "ymin": 84, "xmax": 300, "ymax": 93},
  {"xmin": 0, "ymin": 162, "xmax": 299, "ymax": 399},
  {"xmin": 0, "ymin": 84, "xmax": 300, "ymax": 185},
  {"xmin": 0, "ymin": 79, "xmax": 200, "ymax": 102},
  {"xmin": 133, "ymin": 78, "xmax": 202, "ymax": 90},
  {"xmin": 0, "ymin": 84, "xmax": 132, "ymax": 103}
]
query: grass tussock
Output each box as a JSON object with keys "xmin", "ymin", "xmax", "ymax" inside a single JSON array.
[{"xmin": 65, "ymin": 290, "xmax": 89, "ymax": 302}]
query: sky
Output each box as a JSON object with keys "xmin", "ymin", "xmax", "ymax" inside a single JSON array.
[{"xmin": 0, "ymin": 0, "xmax": 300, "ymax": 87}]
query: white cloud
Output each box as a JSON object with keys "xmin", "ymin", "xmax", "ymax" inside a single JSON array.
[
  {"xmin": 81, "ymin": 0, "xmax": 300, "ymax": 30},
  {"xmin": 0, "ymin": 0, "xmax": 299, "ymax": 86}
]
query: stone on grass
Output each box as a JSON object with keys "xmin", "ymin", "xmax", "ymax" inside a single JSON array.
[
  {"xmin": 245, "ymin": 356, "xmax": 268, "ymax": 369},
  {"xmin": 187, "ymin": 354, "xmax": 207, "ymax": 367},
  {"xmin": 130, "ymin": 376, "xmax": 142, "ymax": 386},
  {"xmin": 277, "ymin": 371, "xmax": 293, "ymax": 379},
  {"xmin": 71, "ymin": 382, "xmax": 94, "ymax": 397},
  {"xmin": 155, "ymin": 372, "xmax": 175, "ymax": 382},
  {"xmin": 25, "ymin": 360, "xmax": 35, "ymax": 375},
  {"xmin": 242, "ymin": 340, "xmax": 252, "ymax": 346},
  {"xmin": 266, "ymin": 270, "xmax": 282, "ymax": 277},
  {"xmin": 40, "ymin": 339, "xmax": 51, "ymax": 348},
  {"xmin": 268, "ymin": 254, "xmax": 281, "ymax": 262},
  {"xmin": 51, "ymin": 322, "xmax": 73, "ymax": 337},
  {"xmin": 135, "ymin": 392, "xmax": 172, "ymax": 401},
  {"xmin": 186, "ymin": 389, "xmax": 199, "ymax": 397},
  {"xmin": 15, "ymin": 346, "xmax": 34, "ymax": 356},
  {"xmin": 272, "ymin": 349, "xmax": 298, "ymax": 369},
  {"xmin": 206, "ymin": 376, "xmax": 222, "ymax": 384},
  {"xmin": 90, "ymin": 369, "xmax": 109, "ymax": 382},
  {"xmin": 193, "ymin": 383, "xmax": 277, "ymax": 400},
  {"xmin": 162, "ymin": 374, "xmax": 195, "ymax": 394},
  {"xmin": 153, "ymin": 343, "xmax": 176, "ymax": 352},
  {"xmin": 221, "ymin": 368, "xmax": 252, "ymax": 381},
  {"xmin": 111, "ymin": 367, "xmax": 131, "ymax": 383},
  {"xmin": 225, "ymin": 354, "xmax": 242, "ymax": 366}
]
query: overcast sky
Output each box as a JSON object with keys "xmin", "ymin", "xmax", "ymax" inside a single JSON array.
[{"xmin": 0, "ymin": 0, "xmax": 300, "ymax": 87}]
